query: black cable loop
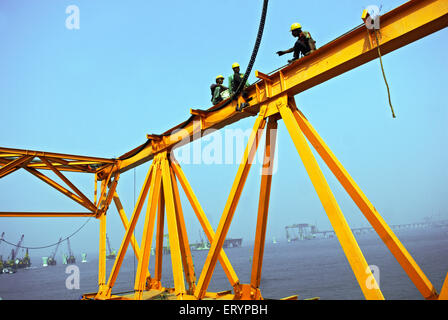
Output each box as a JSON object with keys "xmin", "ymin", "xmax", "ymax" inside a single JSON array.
[
  {"xmin": 211, "ymin": 0, "xmax": 269, "ymax": 112},
  {"xmin": 0, "ymin": 217, "xmax": 93, "ymax": 250},
  {"xmin": 119, "ymin": 0, "xmax": 269, "ymax": 160}
]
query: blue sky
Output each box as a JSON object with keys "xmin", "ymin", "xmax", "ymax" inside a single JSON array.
[{"xmin": 0, "ymin": 0, "xmax": 447, "ymax": 260}]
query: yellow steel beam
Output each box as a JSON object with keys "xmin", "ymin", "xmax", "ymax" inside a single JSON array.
[
  {"xmin": 439, "ymin": 273, "xmax": 448, "ymax": 300},
  {"xmin": 134, "ymin": 157, "xmax": 162, "ymax": 299},
  {"xmin": 170, "ymin": 157, "xmax": 240, "ymax": 287},
  {"xmin": 96, "ymin": 163, "xmax": 154, "ymax": 299},
  {"xmin": 39, "ymin": 156, "xmax": 97, "ymax": 212},
  {"xmin": 0, "ymin": 147, "xmax": 116, "ymax": 165},
  {"xmin": 96, "ymin": 168, "xmax": 114, "ymax": 209},
  {"xmin": 25, "ymin": 167, "xmax": 96, "ymax": 212},
  {"xmin": 0, "ymin": 212, "xmax": 95, "ymax": 217},
  {"xmin": 44, "ymin": 157, "xmax": 91, "ymax": 173},
  {"xmin": 1, "ymin": 0, "xmax": 447, "ymax": 302},
  {"xmin": 102, "ymin": 0, "xmax": 448, "ymax": 178},
  {"xmin": 0, "ymin": 148, "xmax": 116, "ymax": 175},
  {"xmin": 98, "ymin": 171, "xmax": 120, "ymax": 216},
  {"xmin": 2, "ymin": 0, "xmax": 446, "ymax": 180},
  {"xmin": 278, "ymin": 99, "xmax": 384, "ymax": 300},
  {"xmin": 94, "ymin": 174, "xmax": 98, "ymax": 204},
  {"xmin": 170, "ymin": 165, "xmax": 197, "ymax": 294},
  {"xmin": 160, "ymin": 153, "xmax": 187, "ymax": 298},
  {"xmin": 290, "ymin": 100, "xmax": 439, "ymax": 300},
  {"xmin": 194, "ymin": 111, "xmax": 267, "ymax": 299},
  {"xmin": 250, "ymin": 116, "xmax": 278, "ymax": 290},
  {"xmin": 0, "ymin": 155, "xmax": 34, "ymax": 179},
  {"xmin": 112, "ymin": 191, "xmax": 150, "ymax": 280},
  {"xmin": 27, "ymin": 161, "xmax": 100, "ymax": 170},
  {"xmin": 98, "ymin": 212, "xmax": 107, "ymax": 286},
  {"xmin": 152, "ymin": 185, "xmax": 165, "ymax": 288}
]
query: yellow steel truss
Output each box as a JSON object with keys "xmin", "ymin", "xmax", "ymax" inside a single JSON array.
[{"xmin": 1, "ymin": 0, "xmax": 447, "ymax": 300}]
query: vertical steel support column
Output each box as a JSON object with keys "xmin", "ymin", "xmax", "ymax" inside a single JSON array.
[
  {"xmin": 97, "ymin": 179, "xmax": 107, "ymax": 287},
  {"xmin": 134, "ymin": 157, "xmax": 162, "ymax": 299},
  {"xmin": 289, "ymin": 99, "xmax": 438, "ymax": 300},
  {"xmin": 278, "ymin": 100, "xmax": 384, "ymax": 300},
  {"xmin": 194, "ymin": 112, "xmax": 267, "ymax": 299},
  {"xmin": 171, "ymin": 158, "xmax": 239, "ymax": 287},
  {"xmin": 98, "ymin": 212, "xmax": 107, "ymax": 287},
  {"xmin": 112, "ymin": 192, "xmax": 147, "ymax": 272},
  {"xmin": 96, "ymin": 163, "xmax": 154, "ymax": 299},
  {"xmin": 161, "ymin": 154, "xmax": 186, "ymax": 298},
  {"xmin": 153, "ymin": 186, "xmax": 165, "ymax": 287},
  {"xmin": 97, "ymin": 172, "xmax": 111, "ymax": 209},
  {"xmin": 170, "ymin": 165, "xmax": 196, "ymax": 294},
  {"xmin": 94, "ymin": 173, "xmax": 98, "ymax": 205},
  {"xmin": 250, "ymin": 116, "xmax": 278, "ymax": 290},
  {"xmin": 439, "ymin": 273, "xmax": 448, "ymax": 300}
]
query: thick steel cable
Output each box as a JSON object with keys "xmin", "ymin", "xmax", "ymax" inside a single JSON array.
[
  {"xmin": 211, "ymin": 0, "xmax": 269, "ymax": 112},
  {"xmin": 119, "ymin": 0, "xmax": 269, "ymax": 160},
  {"xmin": 0, "ymin": 217, "xmax": 93, "ymax": 250}
]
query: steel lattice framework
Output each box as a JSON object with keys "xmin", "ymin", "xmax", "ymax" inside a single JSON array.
[{"xmin": 1, "ymin": 0, "xmax": 447, "ymax": 300}]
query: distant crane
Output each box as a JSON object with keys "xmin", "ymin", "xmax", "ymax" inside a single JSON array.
[
  {"xmin": 0, "ymin": 232, "xmax": 4, "ymax": 270},
  {"xmin": 21, "ymin": 247, "xmax": 31, "ymax": 268},
  {"xmin": 285, "ymin": 224, "xmax": 317, "ymax": 242},
  {"xmin": 0, "ymin": 232, "xmax": 4, "ymax": 253},
  {"xmin": 106, "ymin": 234, "xmax": 116, "ymax": 260},
  {"xmin": 66, "ymin": 238, "xmax": 76, "ymax": 264},
  {"xmin": 9, "ymin": 234, "xmax": 24, "ymax": 263},
  {"xmin": 47, "ymin": 237, "xmax": 62, "ymax": 266}
]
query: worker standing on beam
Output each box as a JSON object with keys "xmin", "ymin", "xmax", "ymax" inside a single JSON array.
[
  {"xmin": 211, "ymin": 75, "xmax": 229, "ymax": 105},
  {"xmin": 228, "ymin": 62, "xmax": 250, "ymax": 95},
  {"xmin": 277, "ymin": 23, "xmax": 316, "ymax": 63}
]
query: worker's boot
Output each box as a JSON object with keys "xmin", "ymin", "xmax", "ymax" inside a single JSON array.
[{"xmin": 236, "ymin": 102, "xmax": 250, "ymax": 112}]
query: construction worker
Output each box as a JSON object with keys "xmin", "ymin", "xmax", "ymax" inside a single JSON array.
[
  {"xmin": 276, "ymin": 23, "xmax": 316, "ymax": 63},
  {"xmin": 228, "ymin": 62, "xmax": 250, "ymax": 95},
  {"xmin": 211, "ymin": 75, "xmax": 229, "ymax": 105}
]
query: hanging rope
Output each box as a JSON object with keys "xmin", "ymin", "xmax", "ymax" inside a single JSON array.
[
  {"xmin": 374, "ymin": 29, "xmax": 396, "ymax": 118},
  {"xmin": 0, "ymin": 217, "xmax": 93, "ymax": 250}
]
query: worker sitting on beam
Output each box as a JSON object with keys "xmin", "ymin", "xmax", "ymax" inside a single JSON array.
[
  {"xmin": 210, "ymin": 75, "xmax": 229, "ymax": 105},
  {"xmin": 228, "ymin": 62, "xmax": 250, "ymax": 95}
]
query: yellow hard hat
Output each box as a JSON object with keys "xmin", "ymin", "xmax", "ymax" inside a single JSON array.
[
  {"xmin": 232, "ymin": 62, "xmax": 240, "ymax": 69},
  {"xmin": 216, "ymin": 75, "xmax": 224, "ymax": 80},
  {"xmin": 290, "ymin": 23, "xmax": 302, "ymax": 31}
]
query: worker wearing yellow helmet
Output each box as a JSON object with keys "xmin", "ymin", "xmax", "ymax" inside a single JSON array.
[
  {"xmin": 228, "ymin": 62, "xmax": 250, "ymax": 95},
  {"xmin": 276, "ymin": 22, "xmax": 316, "ymax": 63},
  {"xmin": 210, "ymin": 74, "xmax": 229, "ymax": 105}
]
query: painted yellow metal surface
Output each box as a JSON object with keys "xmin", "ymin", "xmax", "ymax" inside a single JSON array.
[
  {"xmin": 1, "ymin": 0, "xmax": 447, "ymax": 301},
  {"xmin": 171, "ymin": 158, "xmax": 240, "ymax": 286},
  {"xmin": 291, "ymin": 103, "xmax": 438, "ymax": 300},
  {"xmin": 97, "ymin": 0, "xmax": 448, "ymax": 178},
  {"xmin": 250, "ymin": 117, "xmax": 278, "ymax": 290},
  {"xmin": 195, "ymin": 112, "xmax": 267, "ymax": 299}
]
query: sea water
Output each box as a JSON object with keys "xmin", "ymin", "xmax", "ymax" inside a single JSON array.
[{"xmin": 0, "ymin": 227, "xmax": 447, "ymax": 300}]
